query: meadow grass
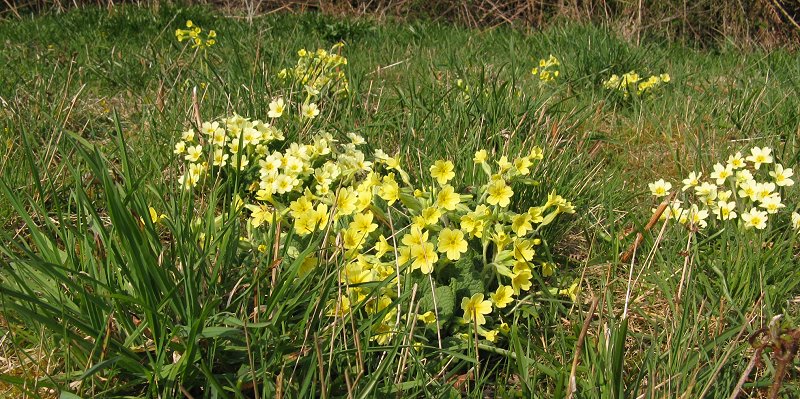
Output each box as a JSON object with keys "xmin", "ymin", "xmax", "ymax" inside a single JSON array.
[{"xmin": 0, "ymin": 4, "xmax": 798, "ymax": 398}]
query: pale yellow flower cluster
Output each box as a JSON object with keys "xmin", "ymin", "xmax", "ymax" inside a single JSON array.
[
  {"xmin": 175, "ymin": 20, "xmax": 216, "ymax": 49},
  {"xmin": 278, "ymin": 43, "xmax": 349, "ymax": 98},
  {"xmin": 173, "ymin": 45, "xmax": 575, "ymax": 347},
  {"xmin": 603, "ymin": 71, "xmax": 670, "ymax": 98},
  {"xmin": 531, "ymin": 55, "xmax": 560, "ymax": 82},
  {"xmin": 650, "ymin": 146, "xmax": 797, "ymax": 231}
]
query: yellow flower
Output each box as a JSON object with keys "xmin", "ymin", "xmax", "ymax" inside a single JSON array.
[
  {"xmin": 461, "ymin": 293, "xmax": 492, "ymax": 326},
  {"xmin": 301, "ymin": 103, "xmax": 320, "ymax": 119},
  {"xmin": 513, "ymin": 238, "xmax": 535, "ymax": 262},
  {"xmin": 378, "ymin": 173, "xmax": 400, "ymax": 205},
  {"xmin": 473, "ymin": 150, "xmax": 488, "ymax": 164},
  {"xmin": 245, "ymin": 204, "xmax": 274, "ymax": 227},
  {"xmin": 541, "ymin": 262, "xmax": 557, "ymax": 277},
  {"xmin": 681, "ymin": 171, "xmax": 701, "ymax": 191},
  {"xmin": 401, "ymin": 226, "xmax": 429, "ymax": 247},
  {"xmin": 335, "ymin": 187, "xmax": 358, "ymax": 218},
  {"xmin": 741, "ymin": 207, "xmax": 768, "ymax": 230},
  {"xmin": 349, "ymin": 211, "xmax": 378, "ymax": 235},
  {"xmin": 268, "ymin": 98, "xmax": 285, "ymax": 118},
  {"xmin": 148, "ymin": 207, "xmax": 166, "ymax": 224},
  {"xmin": 410, "ymin": 242, "xmax": 438, "ymax": 274},
  {"xmin": 437, "ymin": 228, "xmax": 468, "ymax": 261},
  {"xmin": 490, "ymin": 285, "xmax": 514, "ymax": 309},
  {"xmin": 510, "ymin": 213, "xmax": 533, "ymax": 236},
  {"xmin": 430, "ymin": 160, "xmax": 455, "ymax": 185},
  {"xmin": 418, "ymin": 311, "xmax": 436, "ymax": 324},
  {"xmin": 513, "ymin": 157, "xmax": 532, "ymax": 175},
  {"xmin": 479, "ymin": 328, "xmax": 499, "ymax": 342},
  {"xmin": 648, "ymin": 179, "xmax": 671, "ymax": 197},
  {"xmin": 727, "ymin": 152, "xmax": 745, "ymax": 169},
  {"xmin": 709, "ymin": 163, "xmax": 733, "ymax": 185},
  {"xmin": 769, "ymin": 164, "xmax": 794, "ymax": 187},
  {"xmin": 413, "ymin": 206, "xmax": 441, "ymax": 228},
  {"xmin": 792, "ymin": 212, "xmax": 800, "ymax": 230},
  {"xmin": 373, "ymin": 235, "xmax": 394, "ymax": 259},
  {"xmin": 746, "ymin": 146, "xmax": 773, "ymax": 169},
  {"xmin": 436, "ymin": 184, "xmax": 461, "ymax": 211},
  {"xmin": 511, "ymin": 270, "xmax": 532, "ymax": 294},
  {"xmin": 185, "ymin": 144, "xmax": 203, "ymax": 163},
  {"xmin": 486, "ymin": 179, "xmax": 513, "ymax": 207}
]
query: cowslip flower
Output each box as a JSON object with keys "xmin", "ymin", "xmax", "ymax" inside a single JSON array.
[
  {"xmin": 649, "ymin": 179, "xmax": 672, "ymax": 197},
  {"xmin": 769, "ymin": 164, "xmax": 794, "ymax": 187},
  {"xmin": 741, "ymin": 208, "xmax": 768, "ymax": 230},
  {"xmin": 461, "ymin": 293, "xmax": 492, "ymax": 325},
  {"xmin": 430, "ymin": 160, "xmax": 455, "ymax": 185},
  {"xmin": 437, "ymin": 228, "xmax": 468, "ymax": 261},
  {"xmin": 746, "ymin": 147, "xmax": 773, "ymax": 169}
]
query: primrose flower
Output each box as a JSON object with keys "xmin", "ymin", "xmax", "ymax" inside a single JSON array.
[
  {"xmin": 437, "ymin": 228, "xmax": 468, "ymax": 261},
  {"xmin": 759, "ymin": 194, "xmax": 785, "ymax": 214},
  {"xmin": 491, "ymin": 285, "xmax": 514, "ymax": 309},
  {"xmin": 473, "ymin": 149, "xmax": 488, "ymax": 164},
  {"xmin": 436, "ymin": 185, "xmax": 461, "ymax": 211},
  {"xmin": 245, "ymin": 204, "xmax": 274, "ymax": 227},
  {"xmin": 714, "ymin": 200, "xmax": 737, "ymax": 221},
  {"xmin": 418, "ymin": 311, "xmax": 436, "ymax": 325},
  {"xmin": 486, "ymin": 179, "xmax": 513, "ymax": 207},
  {"xmin": 301, "ymin": 103, "xmax": 320, "ymax": 119},
  {"xmin": 648, "ymin": 179, "xmax": 672, "ymax": 197},
  {"xmin": 185, "ymin": 145, "xmax": 203, "ymax": 162},
  {"xmin": 430, "ymin": 160, "xmax": 455, "ymax": 185},
  {"xmin": 686, "ymin": 205, "xmax": 709, "ymax": 229},
  {"xmin": 792, "ymin": 212, "xmax": 800, "ymax": 230},
  {"xmin": 410, "ymin": 242, "xmax": 438, "ymax": 274},
  {"xmin": 741, "ymin": 207, "xmax": 768, "ymax": 230},
  {"xmin": 268, "ymin": 98, "xmax": 285, "ymax": 118},
  {"xmin": 710, "ymin": 163, "xmax": 733, "ymax": 185},
  {"xmin": 769, "ymin": 164, "xmax": 794, "ymax": 187},
  {"xmin": 461, "ymin": 293, "xmax": 492, "ymax": 326},
  {"xmin": 746, "ymin": 147, "xmax": 773, "ymax": 169},
  {"xmin": 349, "ymin": 211, "xmax": 378, "ymax": 235},
  {"xmin": 511, "ymin": 269, "xmax": 533, "ymax": 294},
  {"xmin": 510, "ymin": 213, "xmax": 533, "ymax": 236},
  {"xmin": 174, "ymin": 141, "xmax": 186, "ymax": 154},
  {"xmin": 727, "ymin": 152, "xmax": 746, "ymax": 169},
  {"xmin": 681, "ymin": 172, "xmax": 701, "ymax": 191}
]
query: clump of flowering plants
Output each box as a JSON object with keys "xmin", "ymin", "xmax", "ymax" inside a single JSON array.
[
  {"xmin": 648, "ymin": 147, "xmax": 797, "ymax": 233},
  {"xmin": 603, "ymin": 70, "xmax": 670, "ymax": 99},
  {"xmin": 171, "ymin": 46, "xmax": 577, "ymax": 350}
]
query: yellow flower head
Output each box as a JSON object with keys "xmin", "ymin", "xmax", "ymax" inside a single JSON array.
[
  {"xmin": 437, "ymin": 228, "xmax": 468, "ymax": 261},
  {"xmin": 430, "ymin": 160, "xmax": 455, "ymax": 185},
  {"xmin": 490, "ymin": 285, "xmax": 514, "ymax": 309},
  {"xmin": 486, "ymin": 179, "xmax": 513, "ymax": 207},
  {"xmin": 461, "ymin": 293, "xmax": 492, "ymax": 325},
  {"xmin": 436, "ymin": 184, "xmax": 461, "ymax": 211}
]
